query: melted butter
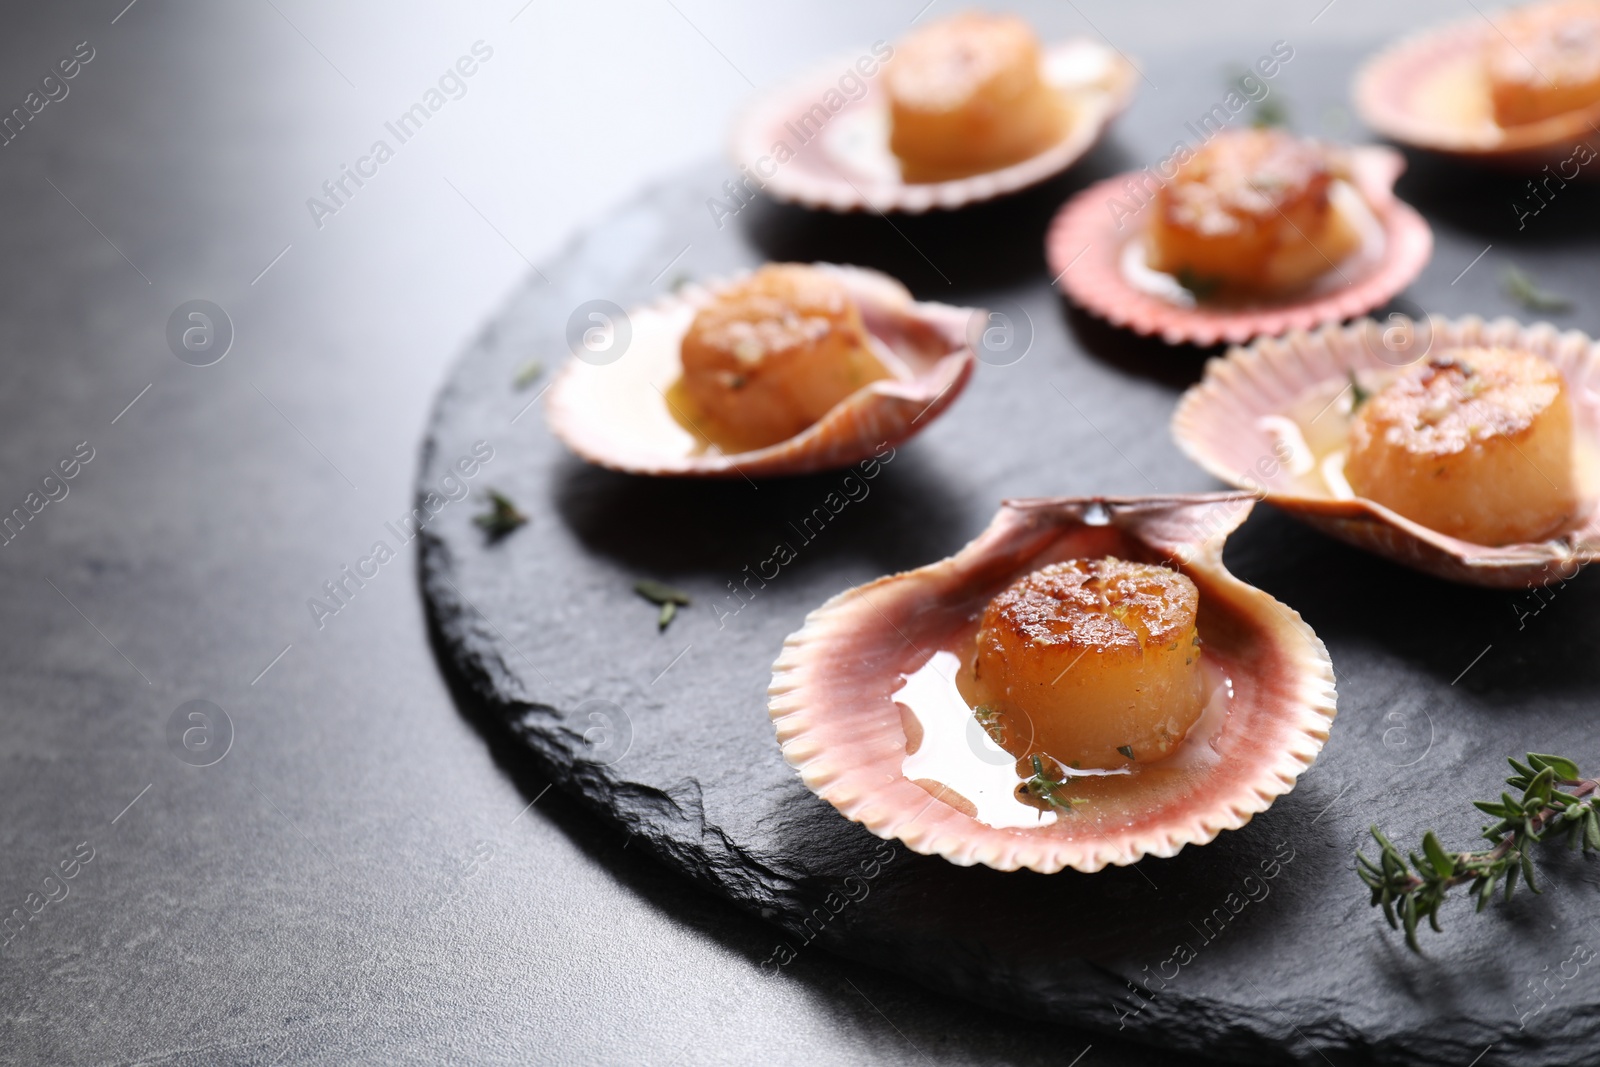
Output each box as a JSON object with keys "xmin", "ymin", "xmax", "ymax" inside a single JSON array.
[{"xmin": 894, "ymin": 648, "xmax": 1234, "ymax": 831}]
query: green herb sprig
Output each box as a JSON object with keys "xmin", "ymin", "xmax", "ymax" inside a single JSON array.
[
  {"xmin": 1504, "ymin": 265, "xmax": 1571, "ymax": 313},
  {"xmin": 1021, "ymin": 755, "xmax": 1085, "ymax": 811},
  {"xmin": 634, "ymin": 579, "xmax": 691, "ymax": 631},
  {"xmin": 1348, "ymin": 370, "xmax": 1370, "ymax": 411},
  {"xmin": 474, "ymin": 490, "xmax": 528, "ymax": 540},
  {"xmin": 512, "ymin": 359, "xmax": 544, "ymax": 390},
  {"xmin": 1174, "ymin": 268, "xmax": 1223, "ymax": 301},
  {"xmin": 1357, "ymin": 753, "xmax": 1600, "ymax": 951}
]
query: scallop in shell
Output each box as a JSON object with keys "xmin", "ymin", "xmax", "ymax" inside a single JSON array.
[
  {"xmin": 1046, "ymin": 141, "xmax": 1433, "ymax": 346},
  {"xmin": 732, "ymin": 30, "xmax": 1136, "ymax": 214},
  {"xmin": 545, "ymin": 263, "xmax": 975, "ymax": 478},
  {"xmin": 768, "ymin": 494, "xmax": 1336, "ymax": 874},
  {"xmin": 1171, "ymin": 316, "xmax": 1600, "ymax": 587},
  {"xmin": 1354, "ymin": 4, "xmax": 1600, "ymax": 168}
]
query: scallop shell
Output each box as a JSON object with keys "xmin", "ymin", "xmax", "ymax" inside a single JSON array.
[
  {"xmin": 1354, "ymin": 13, "xmax": 1600, "ymax": 167},
  {"xmin": 732, "ymin": 39, "xmax": 1137, "ymax": 214},
  {"xmin": 1172, "ymin": 316, "xmax": 1600, "ymax": 588},
  {"xmin": 545, "ymin": 264, "xmax": 975, "ymax": 478},
  {"xmin": 768, "ymin": 494, "xmax": 1337, "ymax": 874},
  {"xmin": 1046, "ymin": 145, "xmax": 1434, "ymax": 346}
]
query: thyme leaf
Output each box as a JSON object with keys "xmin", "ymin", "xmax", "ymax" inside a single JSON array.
[
  {"xmin": 1357, "ymin": 752, "xmax": 1600, "ymax": 951},
  {"xmin": 634, "ymin": 579, "xmax": 691, "ymax": 631},
  {"xmin": 512, "ymin": 359, "xmax": 544, "ymax": 390},
  {"xmin": 473, "ymin": 490, "xmax": 528, "ymax": 540},
  {"xmin": 1504, "ymin": 265, "xmax": 1571, "ymax": 313}
]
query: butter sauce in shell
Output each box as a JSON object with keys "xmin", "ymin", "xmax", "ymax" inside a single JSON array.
[{"xmin": 768, "ymin": 495, "xmax": 1336, "ymax": 874}]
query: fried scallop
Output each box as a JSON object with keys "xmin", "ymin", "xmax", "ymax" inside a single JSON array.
[
  {"xmin": 1345, "ymin": 347, "xmax": 1578, "ymax": 545},
  {"xmin": 1486, "ymin": 1, "xmax": 1600, "ymax": 127},
  {"xmin": 886, "ymin": 11, "xmax": 1069, "ymax": 182},
  {"xmin": 969, "ymin": 559, "xmax": 1204, "ymax": 770},
  {"xmin": 676, "ymin": 265, "xmax": 891, "ymax": 452},
  {"xmin": 1145, "ymin": 128, "xmax": 1362, "ymax": 296}
]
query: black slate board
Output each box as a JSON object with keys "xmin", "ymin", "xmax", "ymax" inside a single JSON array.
[{"xmin": 419, "ymin": 46, "xmax": 1600, "ymax": 1066}]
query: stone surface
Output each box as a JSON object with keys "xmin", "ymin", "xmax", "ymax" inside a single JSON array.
[{"xmin": 420, "ymin": 48, "xmax": 1600, "ymax": 1067}]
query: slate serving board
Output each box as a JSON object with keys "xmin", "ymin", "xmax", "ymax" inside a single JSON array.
[{"xmin": 418, "ymin": 46, "xmax": 1600, "ymax": 1066}]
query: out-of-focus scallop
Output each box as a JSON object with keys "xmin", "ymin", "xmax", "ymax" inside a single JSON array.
[
  {"xmin": 1354, "ymin": 7, "xmax": 1600, "ymax": 167},
  {"xmin": 545, "ymin": 264, "xmax": 975, "ymax": 478},
  {"xmin": 768, "ymin": 494, "xmax": 1336, "ymax": 874},
  {"xmin": 731, "ymin": 37, "xmax": 1136, "ymax": 214},
  {"xmin": 1046, "ymin": 144, "xmax": 1432, "ymax": 346},
  {"xmin": 1172, "ymin": 316, "xmax": 1600, "ymax": 587}
]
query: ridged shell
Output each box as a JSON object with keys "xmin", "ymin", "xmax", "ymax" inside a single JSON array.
[
  {"xmin": 1354, "ymin": 13, "xmax": 1600, "ymax": 166},
  {"xmin": 732, "ymin": 40, "xmax": 1137, "ymax": 214},
  {"xmin": 1172, "ymin": 316, "xmax": 1600, "ymax": 587},
  {"xmin": 1046, "ymin": 145, "xmax": 1433, "ymax": 346},
  {"xmin": 545, "ymin": 264, "xmax": 975, "ymax": 479},
  {"xmin": 768, "ymin": 494, "xmax": 1337, "ymax": 874}
]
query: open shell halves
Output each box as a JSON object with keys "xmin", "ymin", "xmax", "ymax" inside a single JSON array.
[
  {"xmin": 768, "ymin": 494, "xmax": 1337, "ymax": 874},
  {"xmin": 732, "ymin": 39, "xmax": 1137, "ymax": 214},
  {"xmin": 1172, "ymin": 316, "xmax": 1600, "ymax": 588},
  {"xmin": 1046, "ymin": 145, "xmax": 1433, "ymax": 346},
  {"xmin": 545, "ymin": 264, "xmax": 975, "ymax": 479},
  {"xmin": 1354, "ymin": 13, "xmax": 1600, "ymax": 167}
]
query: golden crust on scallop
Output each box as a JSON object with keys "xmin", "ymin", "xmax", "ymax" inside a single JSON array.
[
  {"xmin": 1145, "ymin": 128, "xmax": 1361, "ymax": 295},
  {"xmin": 677, "ymin": 264, "xmax": 890, "ymax": 452},
  {"xmin": 970, "ymin": 558, "xmax": 1204, "ymax": 770},
  {"xmin": 886, "ymin": 11, "xmax": 1069, "ymax": 182},
  {"xmin": 1345, "ymin": 346, "xmax": 1578, "ymax": 546},
  {"xmin": 1486, "ymin": 1, "xmax": 1600, "ymax": 127}
]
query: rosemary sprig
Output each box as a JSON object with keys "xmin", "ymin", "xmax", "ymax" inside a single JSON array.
[
  {"xmin": 1357, "ymin": 753, "xmax": 1600, "ymax": 951},
  {"xmin": 634, "ymin": 579, "xmax": 691, "ymax": 631},
  {"xmin": 1504, "ymin": 265, "xmax": 1571, "ymax": 313},
  {"xmin": 474, "ymin": 490, "xmax": 528, "ymax": 541}
]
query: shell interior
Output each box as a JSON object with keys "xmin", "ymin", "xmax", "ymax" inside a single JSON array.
[
  {"xmin": 1047, "ymin": 145, "xmax": 1434, "ymax": 346},
  {"xmin": 733, "ymin": 40, "xmax": 1137, "ymax": 214},
  {"xmin": 545, "ymin": 264, "xmax": 975, "ymax": 478},
  {"xmin": 1172, "ymin": 316, "xmax": 1600, "ymax": 587},
  {"xmin": 768, "ymin": 495, "xmax": 1337, "ymax": 874}
]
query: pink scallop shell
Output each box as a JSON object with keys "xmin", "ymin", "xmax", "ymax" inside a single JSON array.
[
  {"xmin": 768, "ymin": 494, "xmax": 1337, "ymax": 874},
  {"xmin": 1172, "ymin": 316, "xmax": 1600, "ymax": 588},
  {"xmin": 1353, "ymin": 12, "xmax": 1600, "ymax": 167},
  {"xmin": 545, "ymin": 264, "xmax": 975, "ymax": 479},
  {"xmin": 1045, "ymin": 145, "xmax": 1434, "ymax": 346},
  {"xmin": 731, "ymin": 40, "xmax": 1137, "ymax": 214}
]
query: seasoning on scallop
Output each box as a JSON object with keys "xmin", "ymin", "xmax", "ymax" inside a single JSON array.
[
  {"xmin": 673, "ymin": 265, "xmax": 891, "ymax": 452},
  {"xmin": 1486, "ymin": 1, "xmax": 1600, "ymax": 127},
  {"xmin": 1145, "ymin": 128, "xmax": 1363, "ymax": 297},
  {"xmin": 1344, "ymin": 347, "xmax": 1579, "ymax": 546},
  {"xmin": 885, "ymin": 12, "xmax": 1070, "ymax": 183},
  {"xmin": 968, "ymin": 558, "xmax": 1204, "ymax": 771}
]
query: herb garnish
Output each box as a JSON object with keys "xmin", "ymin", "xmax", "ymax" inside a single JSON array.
[
  {"xmin": 974, "ymin": 705, "xmax": 1006, "ymax": 747},
  {"xmin": 1174, "ymin": 268, "xmax": 1223, "ymax": 301},
  {"xmin": 1504, "ymin": 265, "xmax": 1571, "ymax": 313},
  {"xmin": 1348, "ymin": 370, "xmax": 1370, "ymax": 411},
  {"xmin": 1357, "ymin": 752, "xmax": 1600, "ymax": 951},
  {"xmin": 512, "ymin": 359, "xmax": 544, "ymax": 390},
  {"xmin": 634, "ymin": 579, "xmax": 691, "ymax": 631},
  {"xmin": 474, "ymin": 490, "xmax": 528, "ymax": 541},
  {"xmin": 1117, "ymin": 744, "xmax": 1135, "ymax": 760},
  {"xmin": 1021, "ymin": 755, "xmax": 1084, "ymax": 811}
]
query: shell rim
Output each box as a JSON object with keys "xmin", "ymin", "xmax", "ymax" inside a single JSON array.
[
  {"xmin": 767, "ymin": 493, "xmax": 1339, "ymax": 874},
  {"xmin": 730, "ymin": 39, "xmax": 1138, "ymax": 215}
]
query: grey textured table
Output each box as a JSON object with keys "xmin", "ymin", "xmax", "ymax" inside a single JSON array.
[{"xmin": 0, "ymin": 2, "xmax": 1550, "ymax": 1066}]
